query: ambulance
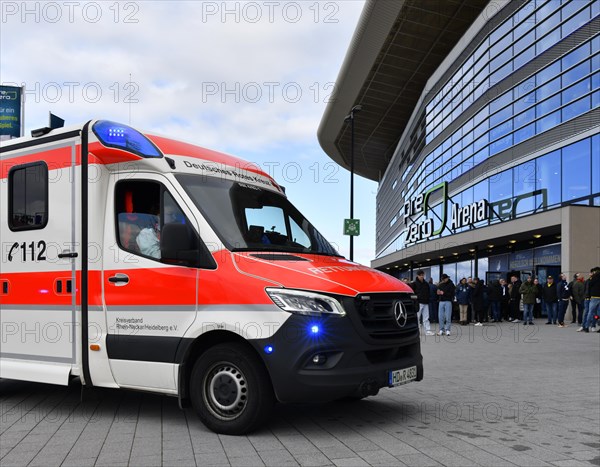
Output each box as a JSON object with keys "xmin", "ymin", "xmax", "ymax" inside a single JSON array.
[{"xmin": 0, "ymin": 120, "xmax": 423, "ymax": 434}]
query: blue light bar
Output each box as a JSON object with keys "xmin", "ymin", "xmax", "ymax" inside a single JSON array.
[
  {"xmin": 310, "ymin": 325, "xmax": 320, "ymax": 335},
  {"xmin": 92, "ymin": 120, "xmax": 163, "ymax": 159},
  {"xmin": 264, "ymin": 345, "xmax": 274, "ymax": 354}
]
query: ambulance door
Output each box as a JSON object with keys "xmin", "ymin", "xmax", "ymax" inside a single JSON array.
[
  {"xmin": 102, "ymin": 174, "xmax": 199, "ymax": 393},
  {"xmin": 0, "ymin": 139, "xmax": 80, "ymax": 385}
]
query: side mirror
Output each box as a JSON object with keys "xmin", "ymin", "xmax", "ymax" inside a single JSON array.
[{"xmin": 161, "ymin": 223, "xmax": 216, "ymax": 269}]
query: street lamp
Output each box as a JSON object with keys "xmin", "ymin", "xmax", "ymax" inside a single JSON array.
[{"xmin": 344, "ymin": 104, "xmax": 362, "ymax": 262}]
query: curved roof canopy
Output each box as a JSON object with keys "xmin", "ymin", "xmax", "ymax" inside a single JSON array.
[{"xmin": 318, "ymin": 0, "xmax": 488, "ymax": 181}]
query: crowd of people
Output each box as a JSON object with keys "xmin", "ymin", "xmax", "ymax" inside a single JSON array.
[{"xmin": 405, "ymin": 267, "xmax": 600, "ymax": 336}]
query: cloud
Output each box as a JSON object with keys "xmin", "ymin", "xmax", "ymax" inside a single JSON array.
[
  {"xmin": 1, "ymin": 1, "xmax": 364, "ymax": 142},
  {"xmin": 1, "ymin": 0, "xmax": 378, "ymax": 264}
]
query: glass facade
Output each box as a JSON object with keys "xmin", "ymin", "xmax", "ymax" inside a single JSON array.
[
  {"xmin": 377, "ymin": 0, "xmax": 600, "ymax": 261},
  {"xmin": 380, "ymin": 135, "xmax": 599, "ymax": 259},
  {"xmin": 425, "ymin": 0, "xmax": 598, "ymax": 142}
]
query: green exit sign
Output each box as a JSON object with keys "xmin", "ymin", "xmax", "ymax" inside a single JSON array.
[{"xmin": 344, "ymin": 219, "xmax": 360, "ymax": 236}]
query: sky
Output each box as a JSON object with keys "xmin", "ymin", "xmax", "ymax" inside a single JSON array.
[{"xmin": 0, "ymin": 0, "xmax": 380, "ymax": 265}]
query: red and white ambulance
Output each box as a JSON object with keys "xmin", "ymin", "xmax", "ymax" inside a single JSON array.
[{"xmin": 0, "ymin": 120, "xmax": 423, "ymax": 434}]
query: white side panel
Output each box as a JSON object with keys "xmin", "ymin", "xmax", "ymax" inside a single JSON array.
[
  {"xmin": 0, "ymin": 359, "xmax": 71, "ymax": 385},
  {"xmin": 0, "ymin": 308, "xmax": 76, "ymax": 362},
  {"xmin": 86, "ymin": 308, "xmax": 119, "ymax": 388},
  {"xmin": 1, "ymin": 140, "xmax": 81, "ymax": 384},
  {"xmin": 110, "ymin": 360, "xmax": 177, "ymax": 393}
]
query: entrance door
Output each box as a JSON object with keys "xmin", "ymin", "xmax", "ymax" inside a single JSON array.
[{"xmin": 102, "ymin": 174, "xmax": 200, "ymax": 393}]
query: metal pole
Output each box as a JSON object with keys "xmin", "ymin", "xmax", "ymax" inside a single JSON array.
[
  {"xmin": 350, "ymin": 113, "xmax": 354, "ymax": 262},
  {"xmin": 344, "ymin": 105, "xmax": 361, "ymax": 262}
]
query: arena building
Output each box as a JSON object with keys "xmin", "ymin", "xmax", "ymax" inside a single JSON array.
[{"xmin": 319, "ymin": 0, "xmax": 600, "ymax": 284}]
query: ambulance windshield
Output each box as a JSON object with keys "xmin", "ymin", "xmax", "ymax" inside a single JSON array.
[{"xmin": 176, "ymin": 174, "xmax": 341, "ymax": 256}]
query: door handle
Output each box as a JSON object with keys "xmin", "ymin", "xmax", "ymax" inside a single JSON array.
[
  {"xmin": 108, "ymin": 274, "xmax": 130, "ymax": 285},
  {"xmin": 58, "ymin": 252, "xmax": 78, "ymax": 259}
]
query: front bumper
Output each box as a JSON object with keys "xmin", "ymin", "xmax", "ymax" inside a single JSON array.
[{"xmin": 250, "ymin": 293, "xmax": 424, "ymax": 403}]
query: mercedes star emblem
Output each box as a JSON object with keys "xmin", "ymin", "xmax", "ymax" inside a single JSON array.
[{"xmin": 394, "ymin": 301, "xmax": 408, "ymax": 328}]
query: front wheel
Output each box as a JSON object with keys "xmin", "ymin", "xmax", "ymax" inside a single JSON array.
[{"xmin": 190, "ymin": 343, "xmax": 274, "ymax": 435}]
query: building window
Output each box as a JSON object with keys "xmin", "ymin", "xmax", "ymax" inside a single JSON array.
[
  {"xmin": 513, "ymin": 161, "xmax": 537, "ymax": 215},
  {"xmin": 8, "ymin": 162, "xmax": 48, "ymax": 231},
  {"xmin": 562, "ymin": 139, "xmax": 591, "ymax": 201},
  {"xmin": 536, "ymin": 150, "xmax": 561, "ymax": 208},
  {"xmin": 592, "ymin": 134, "xmax": 600, "ymax": 195}
]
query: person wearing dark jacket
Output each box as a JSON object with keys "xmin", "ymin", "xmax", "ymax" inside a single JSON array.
[
  {"xmin": 508, "ymin": 275, "xmax": 522, "ymax": 322},
  {"xmin": 557, "ymin": 273, "xmax": 570, "ymax": 327},
  {"xmin": 470, "ymin": 278, "xmax": 485, "ymax": 325},
  {"xmin": 571, "ymin": 274, "xmax": 585, "ymax": 326},
  {"xmin": 428, "ymin": 278, "xmax": 439, "ymax": 323},
  {"xmin": 455, "ymin": 278, "xmax": 471, "ymax": 325},
  {"xmin": 533, "ymin": 278, "xmax": 543, "ymax": 318},
  {"xmin": 542, "ymin": 275, "xmax": 559, "ymax": 324},
  {"xmin": 410, "ymin": 270, "xmax": 435, "ymax": 336},
  {"xmin": 500, "ymin": 278, "xmax": 510, "ymax": 321},
  {"xmin": 488, "ymin": 280, "xmax": 502, "ymax": 322},
  {"xmin": 580, "ymin": 274, "xmax": 592, "ymax": 331},
  {"xmin": 519, "ymin": 276, "xmax": 537, "ymax": 325},
  {"xmin": 582, "ymin": 267, "xmax": 600, "ymax": 332},
  {"xmin": 437, "ymin": 274, "xmax": 456, "ymax": 336}
]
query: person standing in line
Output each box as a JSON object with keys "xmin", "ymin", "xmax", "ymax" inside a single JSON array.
[
  {"xmin": 581, "ymin": 267, "xmax": 600, "ymax": 333},
  {"xmin": 437, "ymin": 274, "xmax": 456, "ymax": 336},
  {"xmin": 466, "ymin": 277, "xmax": 475, "ymax": 323},
  {"xmin": 567, "ymin": 274, "xmax": 577, "ymax": 324},
  {"xmin": 500, "ymin": 278, "xmax": 510, "ymax": 322},
  {"xmin": 428, "ymin": 278, "xmax": 439, "ymax": 324},
  {"xmin": 579, "ymin": 272, "xmax": 592, "ymax": 332},
  {"xmin": 519, "ymin": 275, "xmax": 537, "ymax": 326},
  {"xmin": 571, "ymin": 273, "xmax": 585, "ymax": 327},
  {"xmin": 410, "ymin": 270, "xmax": 435, "ymax": 336},
  {"xmin": 509, "ymin": 274, "xmax": 522, "ymax": 322},
  {"xmin": 456, "ymin": 278, "xmax": 471, "ymax": 325},
  {"xmin": 533, "ymin": 277, "xmax": 543, "ymax": 318},
  {"xmin": 542, "ymin": 275, "xmax": 559, "ymax": 324},
  {"xmin": 481, "ymin": 280, "xmax": 490, "ymax": 322},
  {"xmin": 557, "ymin": 273, "xmax": 570, "ymax": 327},
  {"xmin": 488, "ymin": 280, "xmax": 502, "ymax": 323},
  {"xmin": 470, "ymin": 277, "xmax": 485, "ymax": 326}
]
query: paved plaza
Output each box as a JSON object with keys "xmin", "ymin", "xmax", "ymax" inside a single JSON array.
[{"xmin": 1, "ymin": 321, "xmax": 599, "ymax": 467}]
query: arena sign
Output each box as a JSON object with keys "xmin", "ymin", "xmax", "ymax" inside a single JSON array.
[{"xmin": 403, "ymin": 182, "xmax": 548, "ymax": 245}]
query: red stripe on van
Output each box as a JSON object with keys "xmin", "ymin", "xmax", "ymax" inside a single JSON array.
[{"xmin": 0, "ymin": 271, "xmax": 103, "ymax": 306}]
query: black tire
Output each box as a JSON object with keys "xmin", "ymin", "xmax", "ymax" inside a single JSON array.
[{"xmin": 189, "ymin": 342, "xmax": 274, "ymax": 435}]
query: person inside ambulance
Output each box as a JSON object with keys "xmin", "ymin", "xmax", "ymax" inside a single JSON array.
[
  {"xmin": 135, "ymin": 202, "xmax": 161, "ymax": 258},
  {"xmin": 136, "ymin": 195, "xmax": 185, "ymax": 259}
]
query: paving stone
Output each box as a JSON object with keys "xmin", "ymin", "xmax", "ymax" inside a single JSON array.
[
  {"xmin": 229, "ymin": 454, "xmax": 266, "ymax": 466},
  {"xmin": 128, "ymin": 454, "xmax": 163, "ymax": 467},
  {"xmin": 258, "ymin": 448, "xmax": 300, "ymax": 466},
  {"xmin": 193, "ymin": 451, "xmax": 230, "ymax": 465}
]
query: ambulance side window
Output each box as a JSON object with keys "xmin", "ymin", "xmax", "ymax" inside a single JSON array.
[
  {"xmin": 114, "ymin": 181, "xmax": 214, "ymax": 268},
  {"xmin": 8, "ymin": 162, "xmax": 48, "ymax": 231},
  {"xmin": 115, "ymin": 181, "xmax": 161, "ymax": 259}
]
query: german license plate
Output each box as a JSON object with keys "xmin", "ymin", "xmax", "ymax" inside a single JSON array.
[{"xmin": 388, "ymin": 366, "xmax": 417, "ymax": 387}]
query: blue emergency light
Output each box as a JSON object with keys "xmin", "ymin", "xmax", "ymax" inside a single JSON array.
[{"xmin": 92, "ymin": 120, "xmax": 163, "ymax": 159}]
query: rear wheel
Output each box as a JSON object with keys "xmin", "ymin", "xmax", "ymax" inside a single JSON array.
[{"xmin": 190, "ymin": 343, "xmax": 274, "ymax": 435}]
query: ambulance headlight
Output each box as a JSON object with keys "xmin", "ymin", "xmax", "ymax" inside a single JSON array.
[{"xmin": 266, "ymin": 289, "xmax": 346, "ymax": 317}]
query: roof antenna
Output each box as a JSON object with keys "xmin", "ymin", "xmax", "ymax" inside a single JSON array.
[{"xmin": 31, "ymin": 112, "xmax": 65, "ymax": 137}]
